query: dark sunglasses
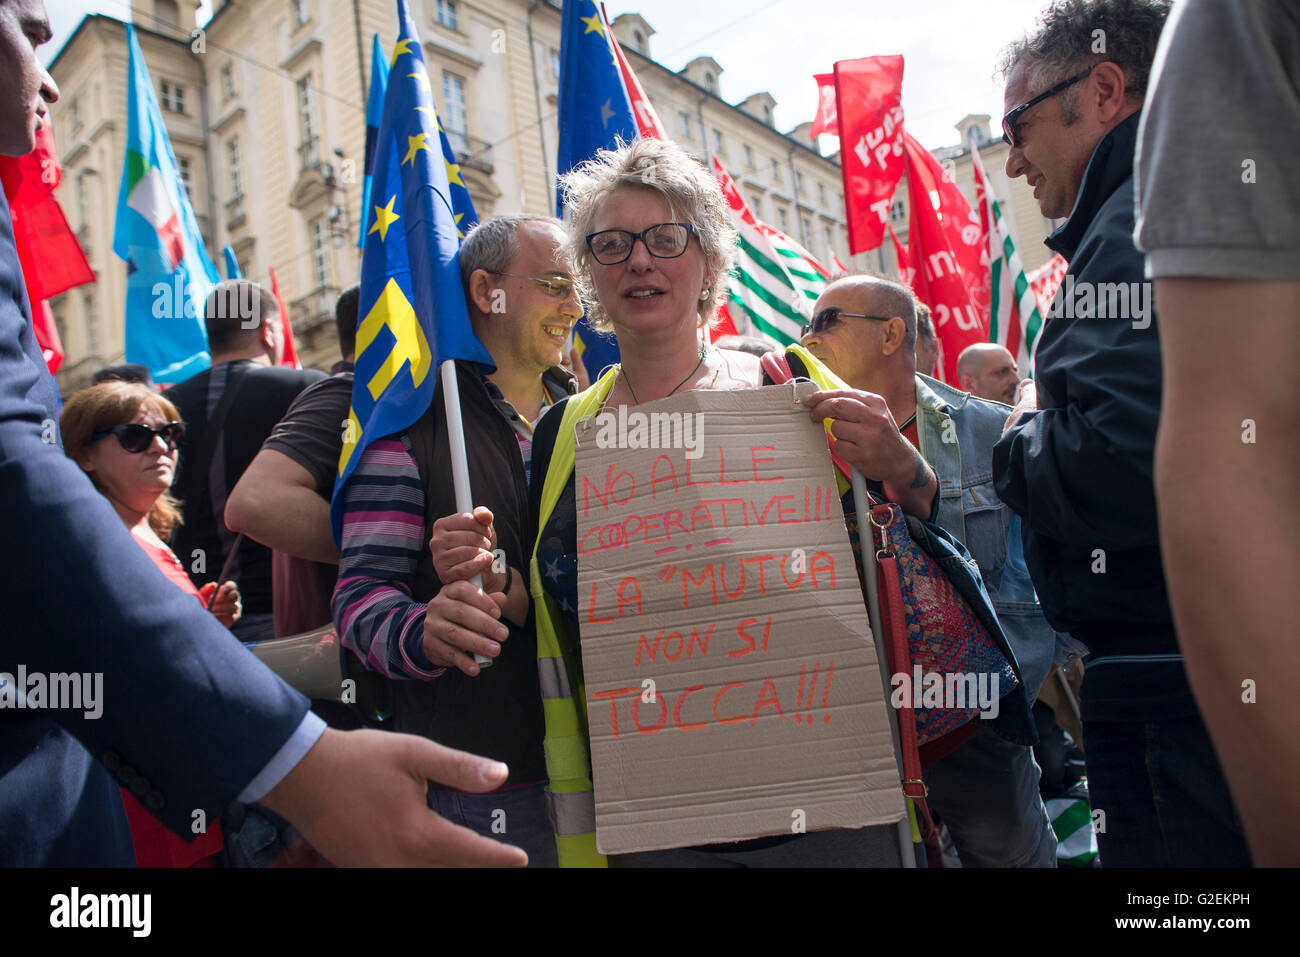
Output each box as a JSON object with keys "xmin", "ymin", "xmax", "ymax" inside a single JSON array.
[
  {"xmin": 91, "ymin": 421, "xmax": 185, "ymax": 453},
  {"xmin": 800, "ymin": 307, "xmax": 894, "ymax": 338},
  {"xmin": 1001, "ymin": 67, "xmax": 1093, "ymax": 148}
]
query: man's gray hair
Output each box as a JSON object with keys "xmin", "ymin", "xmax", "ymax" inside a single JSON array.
[
  {"xmin": 459, "ymin": 214, "xmax": 565, "ymax": 290},
  {"xmin": 997, "ymin": 0, "xmax": 1170, "ymax": 120},
  {"xmin": 558, "ymin": 137, "xmax": 738, "ymax": 332},
  {"xmin": 915, "ymin": 302, "xmax": 935, "ymax": 349}
]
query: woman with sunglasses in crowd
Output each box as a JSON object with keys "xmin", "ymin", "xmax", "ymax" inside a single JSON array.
[
  {"xmin": 60, "ymin": 380, "xmax": 238, "ymax": 867},
  {"xmin": 515, "ymin": 137, "xmax": 935, "ymax": 867}
]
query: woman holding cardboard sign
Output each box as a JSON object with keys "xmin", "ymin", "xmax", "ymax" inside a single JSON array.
[{"xmin": 520, "ymin": 137, "xmax": 914, "ymax": 868}]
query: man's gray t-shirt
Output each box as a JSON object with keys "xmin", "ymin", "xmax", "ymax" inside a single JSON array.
[{"xmin": 1135, "ymin": 0, "xmax": 1300, "ymax": 280}]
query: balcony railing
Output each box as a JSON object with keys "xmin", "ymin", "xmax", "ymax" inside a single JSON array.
[
  {"xmin": 289, "ymin": 283, "xmax": 341, "ymax": 337},
  {"xmin": 297, "ymin": 136, "xmax": 320, "ymax": 173},
  {"xmin": 448, "ymin": 131, "xmax": 494, "ymax": 175}
]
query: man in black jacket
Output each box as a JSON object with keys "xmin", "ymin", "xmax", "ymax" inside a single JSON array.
[{"xmin": 991, "ymin": 0, "xmax": 1249, "ymax": 866}]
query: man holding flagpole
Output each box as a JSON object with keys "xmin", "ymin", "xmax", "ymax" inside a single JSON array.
[{"xmin": 0, "ymin": 0, "xmax": 525, "ymax": 868}]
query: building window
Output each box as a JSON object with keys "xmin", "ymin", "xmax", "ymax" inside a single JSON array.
[
  {"xmin": 824, "ymin": 226, "xmax": 834, "ymax": 259},
  {"xmin": 158, "ymin": 80, "xmax": 185, "ymax": 113},
  {"xmin": 800, "ymin": 214, "xmax": 812, "ymax": 247},
  {"xmin": 711, "ymin": 128, "xmax": 724, "ymax": 156},
  {"xmin": 750, "ymin": 194, "xmax": 762, "ymax": 219},
  {"xmin": 550, "ymin": 48, "xmax": 560, "ymax": 80},
  {"xmin": 677, "ymin": 111, "xmax": 691, "ymax": 138},
  {"xmin": 436, "ymin": 0, "xmax": 458, "ymax": 30},
  {"xmin": 890, "ymin": 199, "xmax": 905, "ymax": 222},
  {"xmin": 633, "ymin": 30, "xmax": 645, "ymax": 52},
  {"xmin": 818, "ymin": 182, "xmax": 827, "ymax": 206},
  {"xmin": 704, "ymin": 71, "xmax": 715, "ymax": 93},
  {"xmin": 76, "ymin": 175, "xmax": 90, "ymax": 231},
  {"xmin": 177, "ymin": 155, "xmax": 193, "ymax": 197},
  {"xmin": 442, "ymin": 73, "xmax": 468, "ymax": 153},
  {"xmin": 69, "ymin": 97, "xmax": 82, "ymax": 137},
  {"xmin": 743, "ymin": 144, "xmax": 754, "ymax": 169},
  {"xmin": 220, "ymin": 63, "xmax": 236, "ymax": 102},
  {"xmin": 770, "ymin": 158, "xmax": 780, "ymax": 183},
  {"xmin": 297, "ymin": 74, "xmax": 319, "ymax": 169},
  {"xmin": 763, "ymin": 104, "xmax": 772, "ymax": 125},
  {"xmin": 795, "ymin": 170, "xmax": 805, "ymax": 195},
  {"xmin": 309, "ymin": 217, "xmax": 329, "ymax": 286},
  {"xmin": 291, "ymin": 0, "xmax": 309, "ymax": 28},
  {"xmin": 777, "ymin": 207, "xmax": 788, "ymax": 232},
  {"xmin": 227, "ymin": 137, "xmax": 243, "ymax": 199}
]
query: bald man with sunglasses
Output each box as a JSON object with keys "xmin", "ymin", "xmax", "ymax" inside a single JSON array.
[{"xmin": 803, "ymin": 274, "xmax": 1060, "ymax": 867}]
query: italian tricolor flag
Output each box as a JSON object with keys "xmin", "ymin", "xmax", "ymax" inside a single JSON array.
[
  {"xmin": 711, "ymin": 156, "xmax": 830, "ymax": 346},
  {"xmin": 971, "ymin": 138, "xmax": 1043, "ymax": 377},
  {"xmin": 123, "ymin": 151, "xmax": 185, "ymax": 272}
]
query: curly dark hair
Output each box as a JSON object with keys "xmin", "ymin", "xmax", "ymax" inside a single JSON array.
[{"xmin": 997, "ymin": 0, "xmax": 1171, "ymax": 118}]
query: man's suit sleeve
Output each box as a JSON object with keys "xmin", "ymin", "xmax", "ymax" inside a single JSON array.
[
  {"xmin": 0, "ymin": 214, "xmax": 310, "ymax": 838},
  {"xmin": 993, "ymin": 210, "xmax": 1163, "ymax": 551}
]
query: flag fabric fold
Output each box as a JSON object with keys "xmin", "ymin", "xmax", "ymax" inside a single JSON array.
[
  {"xmin": 556, "ymin": 0, "xmax": 639, "ymax": 380},
  {"xmin": 268, "ymin": 266, "xmax": 301, "ymax": 370},
  {"xmin": 610, "ymin": 19, "xmax": 667, "ymax": 140},
  {"xmin": 0, "ymin": 123, "xmax": 93, "ymax": 374},
  {"xmin": 971, "ymin": 137, "xmax": 1043, "ymax": 378},
  {"xmin": 359, "ymin": 33, "xmax": 390, "ymax": 248},
  {"xmin": 222, "ymin": 244, "xmax": 241, "ymax": 279},
  {"xmin": 113, "ymin": 24, "xmax": 219, "ymax": 383},
  {"xmin": 834, "ymin": 55, "xmax": 906, "ymax": 254},
  {"xmin": 809, "ymin": 73, "xmax": 837, "ymax": 141},
  {"xmin": 331, "ymin": 0, "xmax": 494, "ymax": 542},
  {"xmin": 711, "ymin": 156, "xmax": 830, "ymax": 346},
  {"xmin": 901, "ymin": 131, "xmax": 989, "ymax": 384}
]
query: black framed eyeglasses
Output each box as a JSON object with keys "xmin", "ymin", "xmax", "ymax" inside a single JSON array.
[
  {"xmin": 800, "ymin": 307, "xmax": 894, "ymax": 338},
  {"xmin": 1001, "ymin": 67, "xmax": 1093, "ymax": 148},
  {"xmin": 492, "ymin": 272, "xmax": 576, "ymax": 299},
  {"xmin": 585, "ymin": 223, "xmax": 694, "ymax": 265},
  {"xmin": 91, "ymin": 421, "xmax": 185, "ymax": 453}
]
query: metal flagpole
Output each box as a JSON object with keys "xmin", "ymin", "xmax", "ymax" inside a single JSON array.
[{"xmin": 440, "ymin": 358, "xmax": 492, "ymax": 669}]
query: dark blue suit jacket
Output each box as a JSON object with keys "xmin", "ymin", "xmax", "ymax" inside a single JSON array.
[{"xmin": 0, "ymin": 191, "xmax": 310, "ymax": 866}]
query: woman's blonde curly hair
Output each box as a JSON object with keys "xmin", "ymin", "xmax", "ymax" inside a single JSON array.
[{"xmin": 559, "ymin": 137, "xmax": 738, "ymax": 334}]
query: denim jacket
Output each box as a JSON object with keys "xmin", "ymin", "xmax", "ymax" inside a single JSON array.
[{"xmin": 913, "ymin": 374, "xmax": 1086, "ymax": 697}]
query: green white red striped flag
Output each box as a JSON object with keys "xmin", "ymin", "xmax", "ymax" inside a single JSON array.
[
  {"xmin": 711, "ymin": 155, "xmax": 830, "ymax": 346},
  {"xmin": 970, "ymin": 136, "xmax": 1043, "ymax": 377}
]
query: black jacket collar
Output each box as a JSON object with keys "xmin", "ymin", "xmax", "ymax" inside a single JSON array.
[{"xmin": 1046, "ymin": 111, "xmax": 1141, "ymax": 260}]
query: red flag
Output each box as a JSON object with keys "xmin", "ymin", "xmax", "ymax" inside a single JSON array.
[
  {"xmin": 268, "ymin": 267, "xmax": 301, "ymax": 369},
  {"xmin": 1028, "ymin": 253, "xmax": 1068, "ymax": 319},
  {"xmin": 901, "ymin": 132, "xmax": 989, "ymax": 384},
  {"xmin": 809, "ymin": 73, "xmax": 838, "ymax": 140},
  {"xmin": 606, "ymin": 5, "xmax": 667, "ymax": 140},
  {"xmin": 831, "ymin": 251, "xmax": 849, "ymax": 274},
  {"xmin": 709, "ymin": 303, "xmax": 741, "ymax": 342},
  {"xmin": 886, "ymin": 223, "xmax": 912, "ymax": 286},
  {"xmin": 0, "ymin": 124, "xmax": 94, "ymax": 374},
  {"xmin": 834, "ymin": 55, "xmax": 906, "ymax": 254}
]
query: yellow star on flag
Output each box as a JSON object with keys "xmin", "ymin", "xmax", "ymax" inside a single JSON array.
[
  {"xmin": 368, "ymin": 194, "xmax": 400, "ymax": 241},
  {"xmin": 407, "ymin": 68, "xmax": 431, "ymax": 92},
  {"xmin": 581, "ymin": 12, "xmax": 605, "ymax": 37},
  {"xmin": 454, "ymin": 212, "xmax": 466, "ymax": 239},
  {"xmin": 390, "ymin": 37, "xmax": 414, "ymax": 66},
  {"xmin": 402, "ymin": 132, "xmax": 432, "ymax": 166},
  {"xmin": 445, "ymin": 158, "xmax": 466, "ymax": 188},
  {"xmin": 415, "ymin": 105, "xmax": 433, "ymax": 119}
]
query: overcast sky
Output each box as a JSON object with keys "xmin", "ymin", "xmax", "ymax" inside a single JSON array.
[{"xmin": 46, "ymin": 0, "xmax": 1051, "ymax": 150}]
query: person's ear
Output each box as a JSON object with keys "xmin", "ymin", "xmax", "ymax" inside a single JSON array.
[
  {"xmin": 1089, "ymin": 61, "xmax": 1130, "ymax": 123},
  {"xmin": 880, "ymin": 317, "xmax": 907, "ymax": 356},
  {"xmin": 468, "ymin": 269, "xmax": 498, "ymax": 316}
]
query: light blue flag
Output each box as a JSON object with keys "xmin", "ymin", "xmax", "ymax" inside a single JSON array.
[
  {"xmin": 555, "ymin": 0, "xmax": 639, "ymax": 380},
  {"xmin": 222, "ymin": 245, "xmax": 241, "ymax": 279},
  {"xmin": 112, "ymin": 24, "xmax": 219, "ymax": 383},
  {"xmin": 359, "ymin": 34, "xmax": 389, "ymax": 248},
  {"xmin": 331, "ymin": 0, "xmax": 495, "ymax": 542}
]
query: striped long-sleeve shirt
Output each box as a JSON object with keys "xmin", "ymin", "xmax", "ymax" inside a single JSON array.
[{"xmin": 331, "ymin": 436, "xmax": 446, "ymax": 681}]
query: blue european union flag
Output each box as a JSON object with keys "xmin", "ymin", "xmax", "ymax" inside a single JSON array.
[
  {"xmin": 331, "ymin": 0, "xmax": 494, "ymax": 542},
  {"xmin": 556, "ymin": 0, "xmax": 639, "ymax": 380}
]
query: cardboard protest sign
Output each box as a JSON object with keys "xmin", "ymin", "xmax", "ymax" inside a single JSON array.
[{"xmin": 573, "ymin": 383, "xmax": 904, "ymax": 855}]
